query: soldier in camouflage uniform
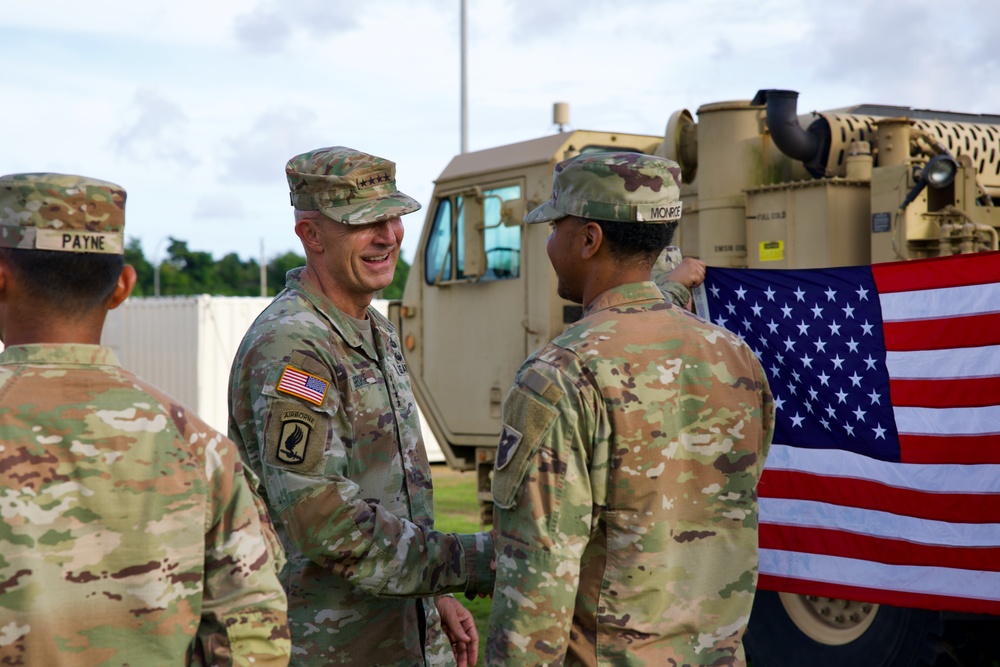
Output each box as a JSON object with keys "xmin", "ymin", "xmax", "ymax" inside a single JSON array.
[
  {"xmin": 228, "ymin": 147, "xmax": 495, "ymax": 666},
  {"xmin": 486, "ymin": 153, "xmax": 774, "ymax": 666},
  {"xmin": 0, "ymin": 173, "xmax": 290, "ymax": 666}
]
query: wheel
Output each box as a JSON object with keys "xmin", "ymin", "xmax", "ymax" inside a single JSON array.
[{"xmin": 744, "ymin": 590, "xmax": 945, "ymax": 667}]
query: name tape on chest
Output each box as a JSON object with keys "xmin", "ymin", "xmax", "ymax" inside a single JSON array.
[{"xmin": 277, "ymin": 365, "xmax": 329, "ymax": 405}]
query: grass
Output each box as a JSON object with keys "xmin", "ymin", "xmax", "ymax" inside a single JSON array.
[{"xmin": 431, "ymin": 463, "xmax": 492, "ymax": 664}]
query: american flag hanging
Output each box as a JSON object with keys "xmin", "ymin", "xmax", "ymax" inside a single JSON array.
[{"xmin": 694, "ymin": 250, "xmax": 1000, "ymax": 614}]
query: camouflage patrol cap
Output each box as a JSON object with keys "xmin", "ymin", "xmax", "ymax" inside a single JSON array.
[
  {"xmin": 286, "ymin": 146, "xmax": 421, "ymax": 225},
  {"xmin": 524, "ymin": 151, "xmax": 683, "ymax": 224},
  {"xmin": 0, "ymin": 173, "xmax": 126, "ymax": 254}
]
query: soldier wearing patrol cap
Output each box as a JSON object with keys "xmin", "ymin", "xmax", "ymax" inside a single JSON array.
[
  {"xmin": 228, "ymin": 147, "xmax": 495, "ymax": 666},
  {"xmin": 486, "ymin": 152, "xmax": 775, "ymax": 666},
  {"xmin": 0, "ymin": 173, "xmax": 290, "ymax": 666}
]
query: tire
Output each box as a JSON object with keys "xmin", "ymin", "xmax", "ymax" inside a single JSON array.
[{"xmin": 744, "ymin": 590, "xmax": 944, "ymax": 667}]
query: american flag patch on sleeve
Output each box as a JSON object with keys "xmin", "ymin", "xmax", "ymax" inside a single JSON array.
[{"xmin": 276, "ymin": 365, "xmax": 330, "ymax": 405}]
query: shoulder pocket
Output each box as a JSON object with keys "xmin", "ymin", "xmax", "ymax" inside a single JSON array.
[
  {"xmin": 492, "ymin": 388, "xmax": 559, "ymax": 509},
  {"xmin": 260, "ymin": 353, "xmax": 335, "ymax": 474}
]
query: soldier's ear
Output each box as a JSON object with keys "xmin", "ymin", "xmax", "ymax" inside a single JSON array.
[
  {"xmin": 295, "ymin": 215, "xmax": 326, "ymax": 254},
  {"xmin": 108, "ymin": 264, "xmax": 137, "ymax": 310},
  {"xmin": 579, "ymin": 221, "xmax": 604, "ymax": 260}
]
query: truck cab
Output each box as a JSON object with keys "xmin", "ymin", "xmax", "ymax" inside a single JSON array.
[{"xmin": 395, "ymin": 130, "xmax": 663, "ymax": 518}]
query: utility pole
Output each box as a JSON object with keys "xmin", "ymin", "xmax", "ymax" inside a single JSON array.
[
  {"xmin": 153, "ymin": 236, "xmax": 169, "ymax": 297},
  {"xmin": 460, "ymin": 0, "xmax": 468, "ymax": 154},
  {"xmin": 260, "ymin": 238, "xmax": 267, "ymax": 297}
]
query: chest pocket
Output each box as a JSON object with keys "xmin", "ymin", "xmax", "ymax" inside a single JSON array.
[{"xmin": 491, "ymin": 386, "xmax": 559, "ymax": 510}]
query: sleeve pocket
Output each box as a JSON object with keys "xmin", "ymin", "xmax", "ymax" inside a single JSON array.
[{"xmin": 492, "ymin": 388, "xmax": 559, "ymax": 510}]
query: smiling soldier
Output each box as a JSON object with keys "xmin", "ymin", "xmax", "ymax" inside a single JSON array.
[{"xmin": 228, "ymin": 147, "xmax": 494, "ymax": 667}]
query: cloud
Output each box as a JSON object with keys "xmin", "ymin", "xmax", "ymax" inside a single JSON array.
[
  {"xmin": 504, "ymin": 0, "xmax": 608, "ymax": 37},
  {"xmin": 804, "ymin": 0, "xmax": 1000, "ymax": 111},
  {"xmin": 233, "ymin": 8, "xmax": 292, "ymax": 54},
  {"xmin": 193, "ymin": 194, "xmax": 247, "ymax": 219},
  {"xmin": 110, "ymin": 89, "xmax": 200, "ymax": 168},
  {"xmin": 233, "ymin": 0, "xmax": 360, "ymax": 53},
  {"xmin": 220, "ymin": 108, "xmax": 321, "ymax": 184}
]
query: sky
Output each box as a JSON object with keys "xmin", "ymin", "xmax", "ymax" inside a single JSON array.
[{"xmin": 2, "ymin": 0, "xmax": 997, "ymax": 264}]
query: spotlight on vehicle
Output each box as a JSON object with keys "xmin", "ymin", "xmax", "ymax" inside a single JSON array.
[
  {"xmin": 899, "ymin": 153, "xmax": 959, "ymax": 210},
  {"xmin": 923, "ymin": 153, "xmax": 958, "ymax": 188}
]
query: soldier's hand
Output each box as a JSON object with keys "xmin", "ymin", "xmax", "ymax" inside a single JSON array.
[
  {"xmin": 437, "ymin": 595, "xmax": 479, "ymax": 666},
  {"xmin": 666, "ymin": 257, "xmax": 707, "ymax": 290}
]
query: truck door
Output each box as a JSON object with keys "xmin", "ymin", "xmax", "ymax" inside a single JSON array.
[{"xmin": 411, "ymin": 180, "xmax": 527, "ymax": 464}]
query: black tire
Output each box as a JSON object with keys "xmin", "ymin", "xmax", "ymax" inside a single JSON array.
[{"xmin": 744, "ymin": 590, "xmax": 944, "ymax": 667}]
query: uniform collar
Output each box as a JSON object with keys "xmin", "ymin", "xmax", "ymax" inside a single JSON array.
[
  {"xmin": 0, "ymin": 343, "xmax": 122, "ymax": 367},
  {"xmin": 284, "ymin": 267, "xmax": 390, "ymax": 352},
  {"xmin": 583, "ymin": 281, "xmax": 665, "ymax": 317}
]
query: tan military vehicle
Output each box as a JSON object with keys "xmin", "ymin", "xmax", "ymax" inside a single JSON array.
[{"xmin": 391, "ymin": 89, "xmax": 1000, "ymax": 665}]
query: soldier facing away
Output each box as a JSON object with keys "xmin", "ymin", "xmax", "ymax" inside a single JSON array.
[
  {"xmin": 486, "ymin": 152, "xmax": 775, "ymax": 666},
  {"xmin": 228, "ymin": 147, "xmax": 494, "ymax": 666},
  {"xmin": 0, "ymin": 173, "xmax": 290, "ymax": 665}
]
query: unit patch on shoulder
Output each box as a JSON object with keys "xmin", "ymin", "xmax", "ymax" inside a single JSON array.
[
  {"xmin": 277, "ymin": 411, "xmax": 314, "ymax": 464},
  {"xmin": 266, "ymin": 409, "xmax": 326, "ymax": 471},
  {"xmin": 495, "ymin": 424, "xmax": 523, "ymax": 471},
  {"xmin": 277, "ymin": 365, "xmax": 329, "ymax": 405}
]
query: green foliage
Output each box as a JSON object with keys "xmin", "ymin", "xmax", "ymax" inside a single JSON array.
[
  {"xmin": 124, "ymin": 238, "xmax": 154, "ymax": 296},
  {"xmin": 381, "ymin": 257, "xmax": 409, "ymax": 300},
  {"xmin": 267, "ymin": 252, "xmax": 306, "ymax": 296},
  {"xmin": 123, "ymin": 236, "xmax": 412, "ymax": 299}
]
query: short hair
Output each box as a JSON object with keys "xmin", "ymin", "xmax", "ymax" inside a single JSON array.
[
  {"xmin": 0, "ymin": 247, "xmax": 123, "ymax": 315},
  {"xmin": 595, "ymin": 219, "xmax": 677, "ymax": 266}
]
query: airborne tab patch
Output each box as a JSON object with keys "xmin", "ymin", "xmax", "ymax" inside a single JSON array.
[{"xmin": 277, "ymin": 365, "xmax": 329, "ymax": 405}]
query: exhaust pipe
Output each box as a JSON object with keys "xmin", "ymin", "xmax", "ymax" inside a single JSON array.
[{"xmin": 752, "ymin": 89, "xmax": 829, "ymax": 175}]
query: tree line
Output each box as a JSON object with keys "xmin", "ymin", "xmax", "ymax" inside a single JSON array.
[{"xmin": 124, "ymin": 237, "xmax": 410, "ymax": 299}]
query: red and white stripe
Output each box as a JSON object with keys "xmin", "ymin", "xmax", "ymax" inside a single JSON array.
[
  {"xmin": 277, "ymin": 367, "xmax": 326, "ymax": 404},
  {"xmin": 758, "ymin": 251, "xmax": 1000, "ymax": 614}
]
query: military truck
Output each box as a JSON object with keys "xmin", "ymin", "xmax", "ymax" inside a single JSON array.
[{"xmin": 391, "ymin": 90, "xmax": 1000, "ymax": 665}]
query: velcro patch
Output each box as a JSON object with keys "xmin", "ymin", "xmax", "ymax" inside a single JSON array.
[
  {"xmin": 495, "ymin": 425, "xmax": 523, "ymax": 470},
  {"xmin": 350, "ymin": 370, "xmax": 378, "ymax": 390},
  {"xmin": 491, "ymin": 387, "xmax": 559, "ymax": 509},
  {"xmin": 521, "ymin": 368, "xmax": 565, "ymax": 404},
  {"xmin": 277, "ymin": 365, "xmax": 329, "ymax": 405}
]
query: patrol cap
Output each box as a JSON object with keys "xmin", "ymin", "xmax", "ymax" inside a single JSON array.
[
  {"xmin": 0, "ymin": 173, "xmax": 126, "ymax": 254},
  {"xmin": 286, "ymin": 146, "xmax": 421, "ymax": 225},
  {"xmin": 524, "ymin": 151, "xmax": 683, "ymax": 224}
]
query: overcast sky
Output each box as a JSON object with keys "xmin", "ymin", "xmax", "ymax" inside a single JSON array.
[{"xmin": 2, "ymin": 0, "xmax": 996, "ymax": 264}]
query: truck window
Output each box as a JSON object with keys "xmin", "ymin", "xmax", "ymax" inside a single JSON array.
[
  {"xmin": 424, "ymin": 198, "xmax": 453, "ymax": 283},
  {"xmin": 424, "ymin": 184, "xmax": 522, "ymax": 284}
]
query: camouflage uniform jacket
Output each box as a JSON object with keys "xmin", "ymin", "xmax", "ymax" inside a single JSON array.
[
  {"xmin": 228, "ymin": 268, "xmax": 494, "ymax": 666},
  {"xmin": 488, "ymin": 282, "xmax": 774, "ymax": 667},
  {"xmin": 0, "ymin": 344, "xmax": 290, "ymax": 667}
]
